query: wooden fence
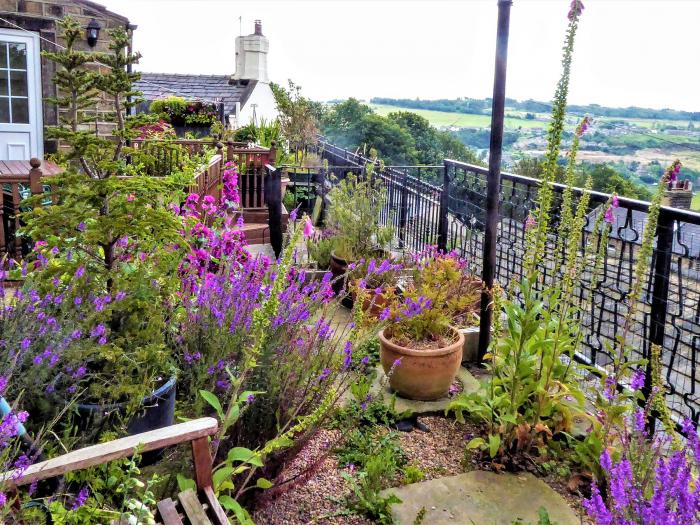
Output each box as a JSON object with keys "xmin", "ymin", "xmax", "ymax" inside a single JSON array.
[
  {"xmin": 0, "ymin": 158, "xmax": 62, "ymax": 258},
  {"xmin": 131, "ymin": 139, "xmax": 276, "ymax": 209},
  {"xmin": 190, "ymin": 154, "xmax": 223, "ymax": 207}
]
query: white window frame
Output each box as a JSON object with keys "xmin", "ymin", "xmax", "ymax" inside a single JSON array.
[{"xmin": 0, "ymin": 28, "xmax": 43, "ymax": 159}]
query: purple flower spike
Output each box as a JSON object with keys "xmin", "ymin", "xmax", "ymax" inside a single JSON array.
[
  {"xmin": 630, "ymin": 368, "xmax": 645, "ymax": 391},
  {"xmin": 71, "ymin": 487, "xmax": 89, "ymax": 510}
]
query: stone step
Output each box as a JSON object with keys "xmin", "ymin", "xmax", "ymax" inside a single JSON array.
[{"xmin": 381, "ymin": 471, "xmax": 580, "ymax": 525}]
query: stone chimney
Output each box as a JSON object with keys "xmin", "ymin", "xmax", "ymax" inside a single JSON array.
[
  {"xmin": 232, "ymin": 20, "xmax": 269, "ymax": 83},
  {"xmin": 662, "ymin": 179, "xmax": 693, "ymax": 210}
]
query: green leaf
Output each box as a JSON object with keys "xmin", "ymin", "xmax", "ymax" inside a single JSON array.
[
  {"xmin": 227, "ymin": 447, "xmax": 264, "ymax": 467},
  {"xmin": 256, "ymin": 477, "xmax": 273, "ymax": 489},
  {"xmin": 226, "ymin": 403, "xmax": 240, "ymax": 426},
  {"xmin": 199, "ymin": 390, "xmax": 224, "ymax": 420},
  {"xmin": 488, "ymin": 434, "xmax": 501, "ymax": 459},
  {"xmin": 466, "ymin": 437, "xmax": 486, "ymax": 450},
  {"xmin": 219, "ymin": 496, "xmax": 255, "ymax": 525},
  {"xmin": 213, "ymin": 466, "xmax": 235, "ymax": 491},
  {"xmin": 176, "ymin": 474, "xmax": 196, "ymax": 492},
  {"xmin": 500, "ymin": 413, "xmax": 517, "ymax": 425}
]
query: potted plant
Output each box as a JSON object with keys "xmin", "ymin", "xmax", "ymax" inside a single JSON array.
[
  {"xmin": 378, "ymin": 251, "xmax": 481, "ymax": 400},
  {"xmin": 349, "ymin": 257, "xmax": 404, "ymax": 318},
  {"xmin": 305, "ymin": 230, "xmax": 335, "ymax": 271},
  {"xmin": 410, "ymin": 249, "xmax": 482, "ymax": 362},
  {"xmin": 324, "ymin": 168, "xmax": 393, "ymax": 294},
  {"xmin": 150, "ymin": 96, "xmax": 219, "ymax": 137}
]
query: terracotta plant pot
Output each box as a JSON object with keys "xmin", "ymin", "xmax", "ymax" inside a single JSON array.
[
  {"xmin": 379, "ymin": 327, "xmax": 464, "ymax": 401},
  {"xmin": 351, "ymin": 282, "xmax": 393, "ymax": 318}
]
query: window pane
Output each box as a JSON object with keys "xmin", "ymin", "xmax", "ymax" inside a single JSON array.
[
  {"xmin": 9, "ymin": 70, "xmax": 27, "ymax": 97},
  {"xmin": 0, "ymin": 44, "xmax": 7, "ymax": 69},
  {"xmin": 9, "ymin": 43, "xmax": 26, "ymax": 70},
  {"xmin": 11, "ymin": 98, "xmax": 28, "ymax": 123},
  {"xmin": 0, "ymin": 98, "xmax": 9, "ymax": 123},
  {"xmin": 0, "ymin": 71, "xmax": 8, "ymax": 97}
]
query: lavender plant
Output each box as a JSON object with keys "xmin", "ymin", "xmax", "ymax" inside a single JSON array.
[
  {"xmin": 172, "ymin": 195, "xmax": 426, "ymax": 515},
  {"xmin": 584, "ymin": 392, "xmax": 700, "ymax": 524}
]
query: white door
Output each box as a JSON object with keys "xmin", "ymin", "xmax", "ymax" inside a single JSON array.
[{"xmin": 0, "ymin": 29, "xmax": 42, "ymax": 160}]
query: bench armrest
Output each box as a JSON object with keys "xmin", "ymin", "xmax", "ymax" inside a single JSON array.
[{"xmin": 1, "ymin": 417, "xmax": 218, "ymax": 488}]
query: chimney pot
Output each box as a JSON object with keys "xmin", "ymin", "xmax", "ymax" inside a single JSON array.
[{"xmin": 254, "ymin": 20, "xmax": 263, "ymax": 35}]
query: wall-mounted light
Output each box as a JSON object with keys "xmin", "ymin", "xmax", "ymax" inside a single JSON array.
[{"xmin": 86, "ymin": 19, "xmax": 101, "ymax": 47}]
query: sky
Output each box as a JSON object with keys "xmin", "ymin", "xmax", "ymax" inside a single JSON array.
[{"xmin": 100, "ymin": 0, "xmax": 700, "ymax": 112}]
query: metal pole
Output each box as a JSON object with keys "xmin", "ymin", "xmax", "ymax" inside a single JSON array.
[{"xmin": 478, "ymin": 0, "xmax": 512, "ymax": 362}]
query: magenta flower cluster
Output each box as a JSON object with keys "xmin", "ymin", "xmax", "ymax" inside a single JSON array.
[{"xmin": 604, "ymin": 194, "xmax": 619, "ymax": 225}]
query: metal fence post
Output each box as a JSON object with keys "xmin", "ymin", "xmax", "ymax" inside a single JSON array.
[
  {"xmin": 437, "ymin": 162, "xmax": 450, "ymax": 252},
  {"xmin": 646, "ymin": 206, "xmax": 674, "ymax": 431},
  {"xmin": 478, "ymin": 0, "xmax": 512, "ymax": 362},
  {"xmin": 398, "ymin": 169, "xmax": 409, "ymax": 249}
]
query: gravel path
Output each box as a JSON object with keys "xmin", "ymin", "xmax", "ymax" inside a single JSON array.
[{"xmin": 253, "ymin": 417, "xmax": 477, "ymax": 525}]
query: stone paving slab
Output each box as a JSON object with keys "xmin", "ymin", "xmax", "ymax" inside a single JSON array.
[
  {"xmin": 370, "ymin": 366, "xmax": 480, "ymax": 415},
  {"xmin": 381, "ymin": 470, "xmax": 579, "ymax": 525}
]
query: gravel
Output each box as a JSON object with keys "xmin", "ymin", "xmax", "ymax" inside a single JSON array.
[{"xmin": 253, "ymin": 417, "xmax": 478, "ymax": 525}]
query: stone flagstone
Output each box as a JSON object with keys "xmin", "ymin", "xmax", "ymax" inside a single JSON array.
[
  {"xmin": 380, "ymin": 470, "xmax": 580, "ymax": 525},
  {"xmin": 369, "ymin": 365, "xmax": 480, "ymax": 416}
]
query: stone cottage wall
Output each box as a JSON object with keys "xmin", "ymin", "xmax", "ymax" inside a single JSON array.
[{"xmin": 0, "ymin": 0, "xmax": 131, "ymax": 154}]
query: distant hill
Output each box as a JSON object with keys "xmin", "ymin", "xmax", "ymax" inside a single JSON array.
[{"xmin": 370, "ymin": 97, "xmax": 700, "ymax": 122}]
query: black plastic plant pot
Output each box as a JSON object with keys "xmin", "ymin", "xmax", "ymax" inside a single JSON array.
[{"xmin": 72, "ymin": 376, "xmax": 177, "ymax": 465}]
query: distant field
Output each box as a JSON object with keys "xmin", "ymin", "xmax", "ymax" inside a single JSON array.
[
  {"xmin": 371, "ymin": 104, "xmax": 694, "ymax": 132},
  {"xmin": 595, "ymin": 116, "xmax": 692, "ymax": 129},
  {"xmin": 370, "ymin": 104, "xmax": 545, "ymax": 130}
]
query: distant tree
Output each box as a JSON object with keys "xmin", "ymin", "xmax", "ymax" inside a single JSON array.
[
  {"xmin": 513, "ymin": 156, "xmax": 650, "ymax": 200},
  {"xmin": 271, "ymin": 80, "xmax": 320, "ymax": 159},
  {"xmin": 387, "ymin": 111, "xmax": 441, "ymax": 163},
  {"xmin": 322, "ymin": 100, "xmax": 479, "ymax": 167},
  {"xmin": 577, "ymin": 163, "xmax": 651, "ymax": 200}
]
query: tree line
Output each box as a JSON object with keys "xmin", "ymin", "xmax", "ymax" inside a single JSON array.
[{"xmin": 371, "ymin": 97, "xmax": 700, "ymax": 122}]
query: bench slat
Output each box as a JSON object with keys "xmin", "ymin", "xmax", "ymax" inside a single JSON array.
[
  {"xmin": 178, "ymin": 489, "xmax": 212, "ymax": 525},
  {"xmin": 203, "ymin": 486, "xmax": 229, "ymax": 525},
  {"xmin": 1, "ymin": 417, "xmax": 218, "ymax": 488},
  {"xmin": 157, "ymin": 498, "xmax": 184, "ymax": 525}
]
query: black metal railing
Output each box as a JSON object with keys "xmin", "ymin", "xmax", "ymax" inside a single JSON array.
[{"xmin": 312, "ymin": 138, "xmax": 700, "ymax": 426}]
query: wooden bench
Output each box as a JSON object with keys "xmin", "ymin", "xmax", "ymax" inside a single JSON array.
[{"xmin": 1, "ymin": 417, "xmax": 229, "ymax": 525}]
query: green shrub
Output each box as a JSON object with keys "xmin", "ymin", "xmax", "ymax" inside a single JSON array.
[{"xmin": 325, "ymin": 168, "xmax": 393, "ymax": 261}]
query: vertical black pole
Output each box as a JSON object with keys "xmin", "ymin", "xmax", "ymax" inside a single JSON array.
[
  {"xmin": 398, "ymin": 169, "xmax": 409, "ymax": 249},
  {"xmin": 265, "ymin": 165, "xmax": 283, "ymax": 258},
  {"xmin": 437, "ymin": 162, "xmax": 449, "ymax": 252},
  {"xmin": 478, "ymin": 0, "xmax": 512, "ymax": 362},
  {"xmin": 646, "ymin": 206, "xmax": 674, "ymax": 432}
]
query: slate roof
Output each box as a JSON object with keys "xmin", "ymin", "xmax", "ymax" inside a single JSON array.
[
  {"xmin": 134, "ymin": 73, "xmax": 258, "ymax": 117},
  {"xmin": 586, "ymin": 204, "xmax": 700, "ymax": 257}
]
